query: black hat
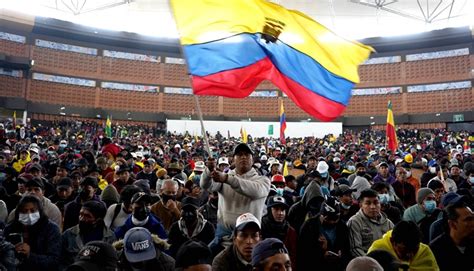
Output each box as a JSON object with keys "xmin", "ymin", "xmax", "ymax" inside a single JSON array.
[
  {"xmin": 28, "ymin": 163, "xmax": 42, "ymax": 172},
  {"xmin": 57, "ymin": 177, "xmax": 73, "ymax": 189},
  {"xmin": 334, "ymin": 184, "xmax": 356, "ymax": 196},
  {"xmin": 116, "ymin": 164, "xmax": 130, "ymax": 174},
  {"xmin": 320, "ymin": 198, "xmax": 340, "ymax": 220},
  {"xmin": 251, "ymin": 238, "xmax": 288, "ymax": 267},
  {"xmin": 74, "ymin": 158, "xmax": 89, "ymax": 167},
  {"xmin": 130, "ymin": 192, "xmax": 151, "ymax": 205},
  {"xmin": 175, "ymin": 240, "xmax": 212, "ymax": 269},
  {"xmin": 181, "ymin": 196, "xmax": 200, "ymax": 210},
  {"xmin": 267, "ymin": 196, "xmax": 289, "ymax": 209},
  {"xmin": 80, "ymin": 176, "xmax": 98, "ymax": 189},
  {"xmin": 306, "ymin": 170, "xmax": 321, "ymax": 179},
  {"xmin": 233, "ymin": 143, "xmax": 254, "ymax": 156},
  {"xmin": 81, "ymin": 201, "xmax": 107, "ymax": 220},
  {"xmin": 25, "ymin": 178, "xmax": 44, "ymax": 189},
  {"xmin": 66, "ymin": 241, "xmax": 118, "ymax": 271},
  {"xmin": 355, "ymin": 162, "xmax": 365, "ymax": 169},
  {"xmin": 378, "ymin": 162, "xmax": 389, "ymax": 168}
]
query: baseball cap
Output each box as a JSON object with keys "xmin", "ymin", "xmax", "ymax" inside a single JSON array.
[
  {"xmin": 80, "ymin": 176, "xmax": 98, "ymax": 189},
  {"xmin": 124, "ymin": 227, "xmax": 156, "ymax": 263},
  {"xmin": 378, "ymin": 162, "xmax": 389, "ymax": 168},
  {"xmin": 235, "ymin": 213, "xmax": 261, "ymax": 231},
  {"xmin": 267, "ymin": 196, "xmax": 288, "ymax": 209},
  {"xmin": 218, "ymin": 157, "xmax": 229, "ymax": 166},
  {"xmin": 271, "ymin": 174, "xmax": 285, "ymax": 184},
  {"xmin": 251, "ymin": 238, "xmax": 288, "ymax": 266},
  {"xmin": 27, "ymin": 163, "xmax": 42, "ymax": 172},
  {"xmin": 25, "ymin": 178, "xmax": 44, "ymax": 189},
  {"xmin": 317, "ymin": 161, "xmax": 329, "ymax": 174},
  {"xmin": 131, "ymin": 192, "xmax": 151, "ymax": 205},
  {"xmin": 233, "ymin": 143, "xmax": 254, "ymax": 156},
  {"xmin": 181, "ymin": 196, "xmax": 200, "ymax": 210},
  {"xmin": 194, "ymin": 161, "xmax": 206, "ymax": 172},
  {"xmin": 66, "ymin": 241, "xmax": 118, "ymax": 271},
  {"xmin": 175, "ymin": 240, "xmax": 212, "ymax": 269},
  {"xmin": 333, "ymin": 157, "xmax": 341, "ymax": 162},
  {"xmin": 334, "ymin": 184, "xmax": 356, "ymax": 196}
]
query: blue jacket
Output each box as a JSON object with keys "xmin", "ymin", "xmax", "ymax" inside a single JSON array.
[{"xmin": 114, "ymin": 214, "xmax": 167, "ymax": 240}]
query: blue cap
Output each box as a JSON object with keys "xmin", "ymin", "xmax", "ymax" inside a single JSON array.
[
  {"xmin": 124, "ymin": 227, "xmax": 156, "ymax": 263},
  {"xmin": 251, "ymin": 238, "xmax": 288, "ymax": 266}
]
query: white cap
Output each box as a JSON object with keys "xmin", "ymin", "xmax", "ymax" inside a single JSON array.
[
  {"xmin": 275, "ymin": 147, "xmax": 281, "ymax": 151},
  {"xmin": 174, "ymin": 144, "xmax": 181, "ymax": 149},
  {"xmin": 235, "ymin": 213, "xmax": 261, "ymax": 231},
  {"xmin": 218, "ymin": 157, "xmax": 229, "ymax": 166},
  {"xmin": 260, "ymin": 155, "xmax": 268, "ymax": 161},
  {"xmin": 135, "ymin": 151, "xmax": 143, "ymax": 158},
  {"xmin": 333, "ymin": 157, "xmax": 341, "ymax": 162},
  {"xmin": 394, "ymin": 158, "xmax": 403, "ymax": 166},
  {"xmin": 60, "ymin": 140, "xmax": 67, "ymax": 145},
  {"xmin": 29, "ymin": 147, "xmax": 40, "ymax": 154},
  {"xmin": 317, "ymin": 161, "xmax": 329, "ymax": 174},
  {"xmin": 131, "ymin": 152, "xmax": 137, "ymax": 158},
  {"xmin": 194, "ymin": 161, "xmax": 206, "ymax": 172}
]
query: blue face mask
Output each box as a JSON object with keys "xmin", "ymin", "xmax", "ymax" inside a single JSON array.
[
  {"xmin": 378, "ymin": 193, "xmax": 390, "ymax": 205},
  {"xmin": 341, "ymin": 202, "xmax": 351, "ymax": 210},
  {"xmin": 0, "ymin": 172, "xmax": 5, "ymax": 182},
  {"xmin": 348, "ymin": 166, "xmax": 355, "ymax": 172},
  {"xmin": 320, "ymin": 172, "xmax": 328, "ymax": 178},
  {"xmin": 470, "ymin": 177, "xmax": 474, "ymax": 184},
  {"xmin": 276, "ymin": 188, "xmax": 284, "ymax": 196},
  {"xmin": 424, "ymin": 200, "xmax": 436, "ymax": 214}
]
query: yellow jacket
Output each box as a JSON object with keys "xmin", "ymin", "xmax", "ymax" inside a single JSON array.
[
  {"xmin": 368, "ymin": 230, "xmax": 439, "ymax": 271},
  {"xmin": 12, "ymin": 154, "xmax": 31, "ymax": 173}
]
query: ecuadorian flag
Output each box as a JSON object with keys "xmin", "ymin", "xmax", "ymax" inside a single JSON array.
[
  {"xmin": 386, "ymin": 101, "xmax": 398, "ymax": 152},
  {"xmin": 171, "ymin": 0, "xmax": 373, "ymax": 121},
  {"xmin": 280, "ymin": 101, "xmax": 286, "ymax": 144}
]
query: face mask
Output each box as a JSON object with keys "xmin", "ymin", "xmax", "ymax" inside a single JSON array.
[
  {"xmin": 347, "ymin": 166, "xmax": 355, "ymax": 172},
  {"xmin": 406, "ymin": 171, "xmax": 412, "ymax": 178},
  {"xmin": 429, "ymin": 167, "xmax": 437, "ymax": 174},
  {"xmin": 341, "ymin": 203, "xmax": 351, "ymax": 210},
  {"xmin": 59, "ymin": 144, "xmax": 67, "ymax": 148},
  {"xmin": 132, "ymin": 216, "xmax": 149, "ymax": 226},
  {"xmin": 79, "ymin": 189, "xmax": 91, "ymax": 200},
  {"xmin": 0, "ymin": 172, "xmax": 5, "ymax": 182},
  {"xmin": 357, "ymin": 171, "xmax": 366, "ymax": 176},
  {"xmin": 378, "ymin": 193, "xmax": 390, "ymax": 205},
  {"xmin": 182, "ymin": 210, "xmax": 197, "ymax": 224},
  {"xmin": 47, "ymin": 151, "xmax": 55, "ymax": 155},
  {"xmin": 133, "ymin": 207, "xmax": 149, "ymax": 221},
  {"xmin": 19, "ymin": 212, "xmax": 40, "ymax": 226},
  {"xmin": 161, "ymin": 194, "xmax": 176, "ymax": 203},
  {"xmin": 423, "ymin": 200, "xmax": 436, "ymax": 214},
  {"xmin": 469, "ymin": 177, "xmax": 474, "ymax": 184},
  {"xmin": 276, "ymin": 188, "xmax": 284, "ymax": 196},
  {"xmin": 320, "ymin": 172, "xmax": 328, "ymax": 178},
  {"xmin": 79, "ymin": 221, "xmax": 95, "ymax": 233}
]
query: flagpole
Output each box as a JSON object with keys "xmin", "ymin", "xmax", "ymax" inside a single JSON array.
[{"xmin": 167, "ymin": 0, "xmax": 213, "ymax": 158}]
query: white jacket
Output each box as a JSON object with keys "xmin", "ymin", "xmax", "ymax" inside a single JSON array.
[{"xmin": 201, "ymin": 167, "xmax": 270, "ymax": 229}]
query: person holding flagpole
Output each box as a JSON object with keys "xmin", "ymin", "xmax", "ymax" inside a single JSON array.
[{"xmin": 201, "ymin": 143, "xmax": 271, "ymax": 256}]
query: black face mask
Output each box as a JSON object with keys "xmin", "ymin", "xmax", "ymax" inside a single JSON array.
[
  {"xmin": 182, "ymin": 210, "xmax": 197, "ymax": 224},
  {"xmin": 133, "ymin": 208, "xmax": 149, "ymax": 221},
  {"xmin": 357, "ymin": 171, "xmax": 366, "ymax": 176},
  {"xmin": 161, "ymin": 194, "xmax": 176, "ymax": 203},
  {"xmin": 79, "ymin": 189, "xmax": 91, "ymax": 200},
  {"xmin": 209, "ymin": 198, "xmax": 218, "ymax": 207},
  {"xmin": 79, "ymin": 221, "xmax": 96, "ymax": 234}
]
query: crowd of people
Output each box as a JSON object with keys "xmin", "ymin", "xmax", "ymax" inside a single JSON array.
[{"xmin": 0, "ymin": 120, "xmax": 473, "ymax": 271}]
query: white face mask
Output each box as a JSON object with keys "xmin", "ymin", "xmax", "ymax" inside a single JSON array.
[
  {"xmin": 429, "ymin": 167, "xmax": 437, "ymax": 174},
  {"xmin": 18, "ymin": 212, "xmax": 40, "ymax": 226},
  {"xmin": 406, "ymin": 171, "xmax": 412, "ymax": 178},
  {"xmin": 131, "ymin": 216, "xmax": 149, "ymax": 226}
]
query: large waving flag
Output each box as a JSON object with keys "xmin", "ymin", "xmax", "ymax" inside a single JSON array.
[
  {"xmin": 279, "ymin": 101, "xmax": 286, "ymax": 144},
  {"xmin": 171, "ymin": 0, "xmax": 373, "ymax": 121},
  {"xmin": 386, "ymin": 101, "xmax": 398, "ymax": 152}
]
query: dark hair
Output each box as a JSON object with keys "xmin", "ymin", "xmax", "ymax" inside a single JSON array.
[
  {"xmin": 120, "ymin": 185, "xmax": 143, "ymax": 205},
  {"xmin": 446, "ymin": 199, "xmax": 468, "ymax": 221},
  {"xmin": 284, "ymin": 175, "xmax": 296, "ymax": 183},
  {"xmin": 359, "ymin": 189, "xmax": 379, "ymax": 201},
  {"xmin": 391, "ymin": 221, "xmax": 421, "ymax": 250},
  {"xmin": 14, "ymin": 195, "xmax": 47, "ymax": 221},
  {"xmin": 371, "ymin": 182, "xmax": 389, "ymax": 192},
  {"xmin": 367, "ymin": 249, "xmax": 400, "ymax": 271}
]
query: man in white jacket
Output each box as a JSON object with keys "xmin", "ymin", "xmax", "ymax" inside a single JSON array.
[{"xmin": 201, "ymin": 143, "xmax": 271, "ymax": 255}]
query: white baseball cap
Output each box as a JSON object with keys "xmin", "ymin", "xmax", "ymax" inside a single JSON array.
[
  {"xmin": 218, "ymin": 157, "xmax": 229, "ymax": 166},
  {"xmin": 235, "ymin": 213, "xmax": 261, "ymax": 231}
]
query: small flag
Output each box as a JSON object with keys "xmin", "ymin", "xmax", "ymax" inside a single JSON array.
[
  {"xmin": 386, "ymin": 101, "xmax": 398, "ymax": 152},
  {"xmin": 12, "ymin": 111, "xmax": 16, "ymax": 128},
  {"xmin": 105, "ymin": 116, "xmax": 112, "ymax": 138},
  {"xmin": 240, "ymin": 126, "xmax": 248, "ymax": 143},
  {"xmin": 280, "ymin": 101, "xmax": 287, "ymax": 145},
  {"xmin": 464, "ymin": 137, "xmax": 471, "ymax": 154},
  {"xmin": 283, "ymin": 161, "xmax": 289, "ymax": 176}
]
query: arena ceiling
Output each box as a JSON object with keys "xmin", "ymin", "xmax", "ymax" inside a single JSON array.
[{"xmin": 1, "ymin": 0, "xmax": 473, "ymax": 39}]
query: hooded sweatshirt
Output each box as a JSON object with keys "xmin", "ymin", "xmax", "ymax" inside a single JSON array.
[
  {"xmin": 287, "ymin": 181, "xmax": 324, "ymax": 232},
  {"xmin": 368, "ymin": 230, "xmax": 439, "ymax": 270}
]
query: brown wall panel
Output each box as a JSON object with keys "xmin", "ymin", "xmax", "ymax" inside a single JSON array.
[
  {"xmin": 0, "ymin": 40, "xmax": 28, "ymax": 57},
  {"xmin": 101, "ymin": 57, "xmax": 162, "ymax": 84},
  {"xmin": 406, "ymin": 89, "xmax": 472, "ymax": 114},
  {"xmin": 357, "ymin": 63, "xmax": 403, "ymax": 88},
  {"xmin": 29, "ymin": 80, "xmax": 95, "ymax": 107},
  {"xmin": 223, "ymin": 97, "xmax": 279, "ymax": 118},
  {"xmin": 345, "ymin": 94, "xmax": 403, "ymax": 116},
  {"xmin": 0, "ymin": 75, "xmax": 25, "ymax": 97},
  {"xmin": 31, "ymin": 47, "xmax": 98, "ymax": 78},
  {"xmin": 405, "ymin": 56, "xmax": 470, "ymax": 84}
]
